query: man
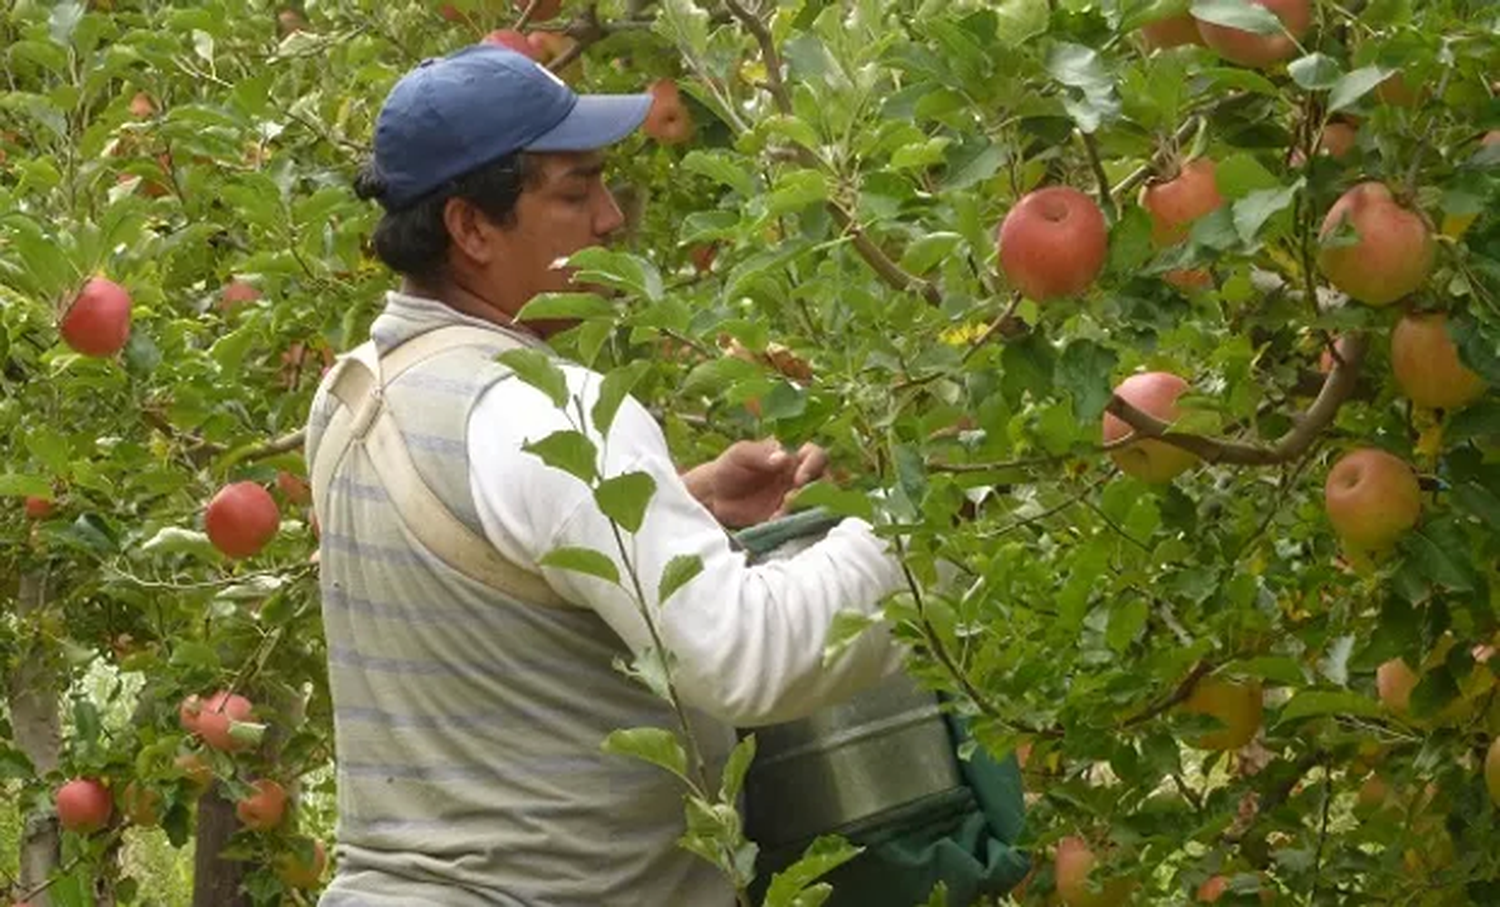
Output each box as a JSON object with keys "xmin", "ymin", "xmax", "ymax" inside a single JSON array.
[{"xmin": 307, "ymin": 44, "xmax": 905, "ymax": 906}]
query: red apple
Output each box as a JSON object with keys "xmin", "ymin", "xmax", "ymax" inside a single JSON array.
[
  {"xmin": 24, "ymin": 496, "xmax": 55, "ymax": 519},
  {"xmin": 128, "ymin": 91, "xmax": 156, "ymax": 118},
  {"xmin": 1375, "ymin": 72, "xmax": 1419, "ymax": 107},
  {"xmin": 1183, "ymin": 678, "xmax": 1263, "ymax": 750},
  {"xmin": 1390, "ymin": 312, "xmax": 1487, "ymax": 410},
  {"xmin": 56, "ymin": 778, "xmax": 113, "ymax": 834},
  {"xmin": 1319, "ymin": 182, "xmax": 1434, "ymax": 307},
  {"xmin": 276, "ymin": 470, "xmax": 312, "ymax": 506},
  {"xmin": 1195, "ymin": 0, "xmax": 1311, "ymax": 68},
  {"xmin": 205, "ymin": 481, "xmax": 280, "ymax": 558},
  {"xmin": 121, "ymin": 781, "xmax": 162, "ymax": 826},
  {"xmin": 1485, "ymin": 131, "xmax": 1500, "ymax": 147},
  {"xmin": 513, "ymin": 0, "xmax": 561, "ymax": 21},
  {"xmin": 439, "ymin": 3, "xmax": 464, "ymax": 21},
  {"xmin": 219, "ymin": 279, "xmax": 261, "ymax": 311},
  {"xmin": 276, "ymin": 839, "xmax": 328, "ymax": 888},
  {"xmin": 1141, "ymin": 13, "xmax": 1204, "ymax": 50},
  {"xmin": 1055, "ymin": 836, "xmax": 1096, "ymax": 906},
  {"xmin": 277, "ymin": 8, "xmax": 307, "ymax": 34},
  {"xmin": 195, "ymin": 689, "xmax": 255, "ymax": 752},
  {"xmin": 1377, "ymin": 658, "xmax": 1419, "ymax": 714},
  {"xmin": 1197, "ymin": 876, "xmax": 1229, "ymax": 902},
  {"xmin": 1293, "ymin": 120, "xmax": 1358, "ymax": 165},
  {"xmin": 236, "ymin": 779, "xmax": 287, "ymax": 831},
  {"xmin": 1103, "ymin": 372, "xmax": 1198, "ymax": 483},
  {"xmin": 1325, "ymin": 448, "xmax": 1420, "ymax": 552},
  {"xmin": 643, "ymin": 79, "xmax": 693, "ymax": 145},
  {"xmin": 179, "ymin": 694, "xmax": 204, "ymax": 733},
  {"xmin": 483, "ymin": 29, "xmax": 537, "ymax": 58},
  {"xmin": 1142, "ymin": 158, "xmax": 1223, "ymax": 246},
  {"xmin": 59, "ymin": 277, "xmax": 132, "ymax": 357},
  {"xmin": 689, "ymin": 242, "xmax": 718, "ymax": 274},
  {"xmin": 997, "ymin": 186, "xmax": 1108, "ymax": 301}
]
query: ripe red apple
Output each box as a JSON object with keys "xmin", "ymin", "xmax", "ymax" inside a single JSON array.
[
  {"xmin": 121, "ymin": 781, "xmax": 162, "ymax": 826},
  {"xmin": 236, "ymin": 778, "xmax": 287, "ymax": 831},
  {"xmin": 128, "ymin": 91, "xmax": 156, "ymax": 118},
  {"xmin": 1390, "ymin": 312, "xmax": 1487, "ymax": 411},
  {"xmin": 689, "ymin": 242, "xmax": 718, "ymax": 274},
  {"xmin": 1377, "ymin": 658, "xmax": 1419, "ymax": 714},
  {"xmin": 1103, "ymin": 372, "xmax": 1197, "ymax": 483},
  {"xmin": 1375, "ymin": 72, "xmax": 1419, "ymax": 107},
  {"xmin": 276, "ymin": 471, "xmax": 312, "ymax": 506},
  {"xmin": 483, "ymin": 29, "xmax": 537, "ymax": 58},
  {"xmin": 179, "ymin": 694, "xmax": 204, "ymax": 733},
  {"xmin": 643, "ymin": 79, "xmax": 694, "ymax": 145},
  {"xmin": 1183, "ymin": 678, "xmax": 1263, "ymax": 750},
  {"xmin": 59, "ymin": 277, "xmax": 132, "ymax": 357},
  {"xmin": 1141, "ymin": 13, "xmax": 1203, "ymax": 50},
  {"xmin": 439, "ymin": 3, "xmax": 464, "ymax": 21},
  {"xmin": 1486, "ymin": 738, "xmax": 1499, "ymax": 806},
  {"xmin": 277, "ymin": 8, "xmax": 307, "ymax": 34},
  {"xmin": 1055, "ymin": 836, "xmax": 1096, "ymax": 906},
  {"xmin": 1324, "ymin": 448, "xmax": 1421, "ymax": 552},
  {"xmin": 997, "ymin": 186, "xmax": 1108, "ymax": 301},
  {"xmin": 219, "ymin": 279, "xmax": 261, "ymax": 311},
  {"xmin": 56, "ymin": 778, "xmax": 113, "ymax": 834},
  {"xmin": 1318, "ymin": 182, "xmax": 1434, "ymax": 307},
  {"xmin": 526, "ymin": 31, "xmax": 576, "ymax": 71},
  {"xmin": 24, "ymin": 496, "xmax": 55, "ymax": 519},
  {"xmin": 1293, "ymin": 120, "xmax": 1358, "ymax": 165},
  {"xmin": 1142, "ymin": 158, "xmax": 1223, "ymax": 246},
  {"xmin": 1195, "ymin": 0, "xmax": 1311, "ymax": 68},
  {"xmin": 195, "ymin": 689, "xmax": 255, "ymax": 752},
  {"xmin": 276, "ymin": 839, "xmax": 328, "ymax": 888},
  {"xmin": 205, "ymin": 481, "xmax": 280, "ymax": 558},
  {"xmin": 1197, "ymin": 876, "xmax": 1229, "ymax": 902}
]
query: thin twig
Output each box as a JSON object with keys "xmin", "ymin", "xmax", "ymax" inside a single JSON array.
[
  {"xmin": 1078, "ymin": 130, "xmax": 1118, "ymax": 221},
  {"xmin": 1120, "ymin": 660, "xmax": 1214, "ymax": 729},
  {"xmin": 961, "ymin": 292, "xmax": 1026, "ymax": 362},
  {"xmin": 240, "ymin": 429, "xmax": 307, "ymax": 464}
]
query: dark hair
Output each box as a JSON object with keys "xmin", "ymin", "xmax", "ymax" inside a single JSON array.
[{"xmin": 352, "ymin": 153, "xmax": 537, "ymax": 281}]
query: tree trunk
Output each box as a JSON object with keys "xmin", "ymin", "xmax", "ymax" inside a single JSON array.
[
  {"xmin": 191, "ymin": 785, "xmax": 252, "ymax": 907},
  {"xmin": 6, "ymin": 569, "xmax": 61, "ymax": 907}
]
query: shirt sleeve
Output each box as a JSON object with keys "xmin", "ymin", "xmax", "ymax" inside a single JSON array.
[{"xmin": 466, "ymin": 363, "xmax": 908, "ymax": 727}]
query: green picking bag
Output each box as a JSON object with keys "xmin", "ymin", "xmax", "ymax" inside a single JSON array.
[{"xmin": 732, "ymin": 511, "xmax": 1031, "ymax": 907}]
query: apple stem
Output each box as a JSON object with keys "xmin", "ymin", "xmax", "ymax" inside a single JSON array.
[
  {"xmin": 1077, "ymin": 130, "xmax": 1118, "ymax": 221},
  {"xmin": 513, "ymin": 0, "xmax": 544, "ymax": 31}
]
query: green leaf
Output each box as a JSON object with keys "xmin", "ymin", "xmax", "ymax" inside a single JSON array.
[
  {"xmin": 720, "ymin": 734, "xmax": 757, "ymax": 804},
  {"xmin": 1238, "ymin": 656, "xmax": 1308, "ymax": 686},
  {"xmin": 995, "ymin": 0, "xmax": 1049, "ymax": 46},
  {"xmin": 0, "ymin": 474, "xmax": 55, "ymax": 498},
  {"xmin": 0, "ymin": 746, "xmax": 36, "ymax": 782},
  {"xmin": 539, "ymin": 546, "xmax": 620, "ymax": 584},
  {"xmin": 1276, "ymin": 690, "xmax": 1384, "ymax": 724},
  {"xmin": 1402, "ymin": 525, "xmax": 1477, "ymax": 592},
  {"xmin": 764, "ymin": 836, "xmax": 865, "ymax": 907},
  {"xmin": 681, "ymin": 150, "xmax": 756, "ymax": 196},
  {"xmin": 823, "ymin": 609, "xmax": 879, "ymax": 665},
  {"xmin": 601, "ymin": 727, "xmax": 689, "ymax": 783},
  {"xmin": 658, "ymin": 554, "xmax": 703, "ymax": 606},
  {"xmin": 1215, "ymin": 153, "xmax": 1281, "ymax": 199},
  {"xmin": 594, "ymin": 471, "xmax": 656, "ymax": 533},
  {"xmin": 568, "ymin": 247, "xmax": 664, "ymax": 302},
  {"xmin": 516, "ymin": 292, "xmax": 616, "ymax": 323},
  {"xmin": 523, "ymin": 431, "xmax": 599, "ymax": 484},
  {"xmin": 498, "ymin": 349, "xmax": 569, "ymax": 409},
  {"xmin": 786, "ymin": 481, "xmax": 874, "ymax": 522},
  {"xmin": 592, "ymin": 360, "xmax": 650, "ymax": 437},
  {"xmin": 1287, "ymin": 53, "xmax": 1343, "ymax": 90},
  {"xmin": 1057, "ymin": 341, "xmax": 1118, "ymax": 422},
  {"xmin": 1106, "ymin": 597, "xmax": 1150, "ymax": 652},
  {"xmin": 766, "ymin": 170, "xmax": 829, "ymax": 215},
  {"xmin": 900, "ymin": 232, "xmax": 965, "ymax": 276},
  {"xmin": 49, "ymin": 0, "xmax": 85, "ymax": 45},
  {"xmin": 761, "ymin": 114, "xmax": 821, "ymax": 151},
  {"xmin": 139, "ymin": 527, "xmax": 220, "ymax": 561},
  {"xmin": 1232, "ymin": 183, "xmax": 1300, "ymax": 243},
  {"xmin": 1191, "ymin": 0, "xmax": 1285, "ymax": 34},
  {"xmin": 1328, "ymin": 67, "xmax": 1391, "ymax": 113},
  {"xmin": 1453, "ymin": 481, "xmax": 1500, "ymax": 531},
  {"xmin": 614, "ymin": 647, "xmax": 673, "ymax": 699}
]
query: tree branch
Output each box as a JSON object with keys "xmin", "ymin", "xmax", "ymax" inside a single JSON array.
[
  {"xmin": 722, "ymin": 0, "xmax": 790, "ymax": 115},
  {"xmin": 238, "ymin": 429, "xmax": 307, "ymax": 464},
  {"xmin": 1120, "ymin": 659, "xmax": 1214, "ymax": 729},
  {"xmin": 1103, "ymin": 332, "xmax": 1367, "ymax": 466},
  {"xmin": 1078, "ymin": 129, "xmax": 1118, "ymax": 221}
]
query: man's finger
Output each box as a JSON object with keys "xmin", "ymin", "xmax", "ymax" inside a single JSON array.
[{"xmin": 792, "ymin": 443, "xmax": 829, "ymax": 487}]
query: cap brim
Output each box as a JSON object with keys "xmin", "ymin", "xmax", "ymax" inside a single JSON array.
[{"xmin": 526, "ymin": 94, "xmax": 652, "ymax": 152}]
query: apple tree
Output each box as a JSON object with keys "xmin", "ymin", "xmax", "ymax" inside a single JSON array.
[{"xmin": 3, "ymin": 0, "xmax": 1499, "ymax": 904}]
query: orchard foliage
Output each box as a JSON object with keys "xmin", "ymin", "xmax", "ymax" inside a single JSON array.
[{"xmin": 2, "ymin": 0, "xmax": 1499, "ymax": 905}]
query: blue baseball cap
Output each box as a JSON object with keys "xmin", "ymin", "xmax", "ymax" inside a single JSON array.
[{"xmin": 370, "ymin": 44, "xmax": 652, "ymax": 210}]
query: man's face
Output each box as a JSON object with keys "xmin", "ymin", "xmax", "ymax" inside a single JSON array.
[{"xmin": 453, "ymin": 150, "xmax": 624, "ymax": 333}]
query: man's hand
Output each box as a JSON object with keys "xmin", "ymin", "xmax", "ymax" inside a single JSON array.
[{"xmin": 682, "ymin": 439, "xmax": 828, "ymax": 529}]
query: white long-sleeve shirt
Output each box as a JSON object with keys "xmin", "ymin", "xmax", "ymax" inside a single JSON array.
[{"xmin": 465, "ymin": 360, "xmax": 907, "ymax": 728}]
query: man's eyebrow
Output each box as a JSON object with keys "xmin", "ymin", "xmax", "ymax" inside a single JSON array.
[{"xmin": 561, "ymin": 161, "xmax": 607, "ymax": 180}]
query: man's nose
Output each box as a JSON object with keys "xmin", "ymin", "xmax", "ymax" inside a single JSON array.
[{"xmin": 595, "ymin": 186, "xmax": 627, "ymax": 239}]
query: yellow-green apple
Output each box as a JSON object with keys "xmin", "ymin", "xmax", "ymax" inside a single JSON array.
[
  {"xmin": 1486, "ymin": 738, "xmax": 1499, "ymax": 806},
  {"xmin": 1390, "ymin": 312, "xmax": 1487, "ymax": 410},
  {"xmin": 175, "ymin": 752, "xmax": 213, "ymax": 793},
  {"xmin": 277, "ymin": 839, "xmax": 329, "ymax": 888},
  {"xmin": 24, "ymin": 496, "xmax": 54, "ymax": 519},
  {"xmin": 1141, "ymin": 13, "xmax": 1203, "ymax": 50},
  {"xmin": 195, "ymin": 690, "xmax": 255, "ymax": 752},
  {"xmin": 997, "ymin": 186, "xmax": 1108, "ymax": 301},
  {"xmin": 121, "ymin": 781, "xmax": 162, "ymax": 826},
  {"xmin": 1324, "ymin": 448, "xmax": 1421, "ymax": 551},
  {"xmin": 1318, "ymin": 182, "xmax": 1434, "ymax": 306},
  {"xmin": 1195, "ymin": 0, "xmax": 1311, "ymax": 68},
  {"xmin": 1377, "ymin": 658, "xmax": 1419, "ymax": 714},
  {"xmin": 235, "ymin": 779, "xmax": 287, "ymax": 831},
  {"xmin": 643, "ymin": 79, "xmax": 693, "ymax": 145},
  {"xmin": 60, "ymin": 277, "xmax": 132, "ymax": 357},
  {"xmin": 205, "ymin": 482, "xmax": 280, "ymax": 559},
  {"xmin": 1103, "ymin": 371, "xmax": 1197, "ymax": 483},
  {"xmin": 56, "ymin": 778, "xmax": 113, "ymax": 833},
  {"xmin": 1183, "ymin": 678, "xmax": 1263, "ymax": 750}
]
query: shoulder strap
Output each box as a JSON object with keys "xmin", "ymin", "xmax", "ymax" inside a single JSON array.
[{"xmin": 310, "ymin": 325, "xmax": 572, "ymax": 609}]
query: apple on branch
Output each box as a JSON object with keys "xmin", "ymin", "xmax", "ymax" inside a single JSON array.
[
  {"xmin": 643, "ymin": 79, "xmax": 693, "ymax": 146},
  {"xmin": 236, "ymin": 778, "xmax": 288, "ymax": 831},
  {"xmin": 1195, "ymin": 0, "xmax": 1311, "ymax": 68},
  {"xmin": 1390, "ymin": 312, "xmax": 1487, "ymax": 411},
  {"xmin": 1140, "ymin": 13, "xmax": 1203, "ymax": 51},
  {"xmin": 60, "ymin": 277, "xmax": 132, "ymax": 358},
  {"xmin": 1324, "ymin": 448, "xmax": 1421, "ymax": 553},
  {"xmin": 1318, "ymin": 182, "xmax": 1435, "ymax": 307},
  {"xmin": 56, "ymin": 777, "xmax": 113, "ymax": 834},
  {"xmin": 1103, "ymin": 372, "xmax": 1198, "ymax": 483},
  {"xmin": 997, "ymin": 186, "xmax": 1108, "ymax": 302},
  {"xmin": 205, "ymin": 482, "xmax": 281, "ymax": 559},
  {"xmin": 1182, "ymin": 678, "xmax": 1263, "ymax": 751}
]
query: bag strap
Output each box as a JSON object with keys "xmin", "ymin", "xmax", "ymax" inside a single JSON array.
[{"xmin": 311, "ymin": 324, "xmax": 572, "ymax": 609}]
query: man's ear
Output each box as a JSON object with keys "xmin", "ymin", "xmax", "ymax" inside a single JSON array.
[{"xmin": 443, "ymin": 196, "xmax": 499, "ymax": 266}]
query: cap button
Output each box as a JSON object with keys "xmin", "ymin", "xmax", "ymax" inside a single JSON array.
[{"xmin": 419, "ymin": 57, "xmax": 437, "ymax": 68}]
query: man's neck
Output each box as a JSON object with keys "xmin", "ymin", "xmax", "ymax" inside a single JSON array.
[{"xmin": 399, "ymin": 277, "xmax": 544, "ymax": 340}]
